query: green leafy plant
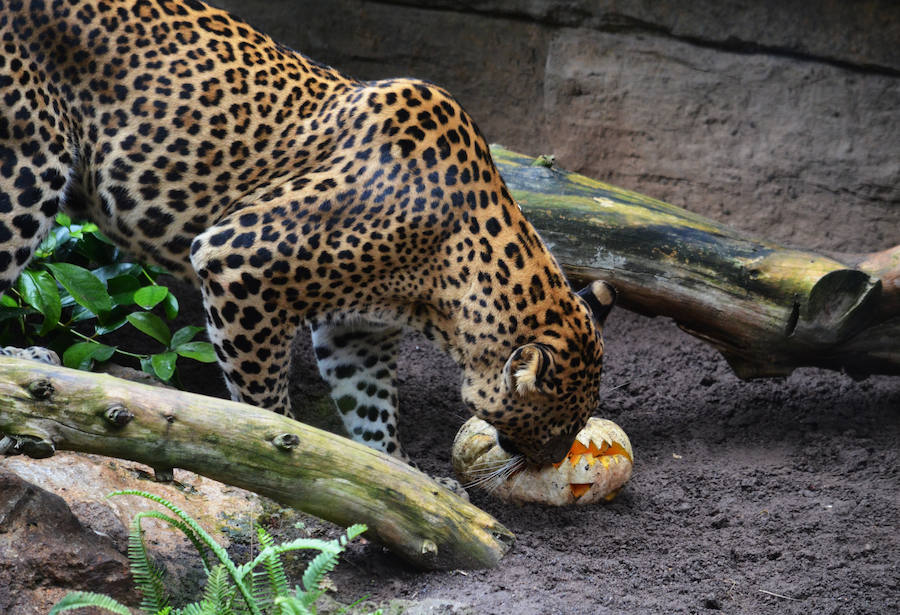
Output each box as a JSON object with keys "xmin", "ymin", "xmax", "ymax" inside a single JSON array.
[
  {"xmin": 49, "ymin": 491, "xmax": 379, "ymax": 615},
  {"xmin": 0, "ymin": 214, "xmax": 216, "ymax": 383}
]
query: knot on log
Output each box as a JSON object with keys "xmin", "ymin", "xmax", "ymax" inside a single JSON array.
[
  {"xmin": 272, "ymin": 433, "xmax": 300, "ymax": 451},
  {"xmin": 104, "ymin": 404, "xmax": 134, "ymax": 427},
  {"xmin": 492, "ymin": 529, "xmax": 516, "ymax": 549},
  {"xmin": 420, "ymin": 539, "xmax": 438, "ymax": 556},
  {"xmin": 27, "ymin": 378, "xmax": 54, "ymax": 400}
]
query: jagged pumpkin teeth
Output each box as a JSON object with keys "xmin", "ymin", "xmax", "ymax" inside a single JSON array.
[
  {"xmin": 452, "ymin": 417, "xmax": 634, "ymax": 506},
  {"xmin": 570, "ymin": 484, "xmax": 593, "ymax": 498}
]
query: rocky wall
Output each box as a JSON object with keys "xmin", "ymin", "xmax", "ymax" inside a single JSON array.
[{"xmin": 211, "ymin": 0, "xmax": 899, "ymax": 252}]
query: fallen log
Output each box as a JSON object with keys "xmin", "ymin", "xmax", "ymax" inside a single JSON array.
[
  {"xmin": 492, "ymin": 146, "xmax": 899, "ymax": 379},
  {"xmin": 0, "ymin": 357, "xmax": 514, "ymax": 570}
]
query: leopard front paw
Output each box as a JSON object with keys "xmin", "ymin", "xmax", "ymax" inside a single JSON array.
[{"xmin": 434, "ymin": 475, "xmax": 470, "ymax": 501}]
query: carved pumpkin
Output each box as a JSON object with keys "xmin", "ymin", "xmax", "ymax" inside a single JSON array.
[{"xmin": 452, "ymin": 417, "xmax": 633, "ymax": 506}]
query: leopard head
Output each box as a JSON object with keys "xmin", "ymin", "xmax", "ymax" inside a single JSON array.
[{"xmin": 461, "ymin": 280, "xmax": 617, "ymax": 465}]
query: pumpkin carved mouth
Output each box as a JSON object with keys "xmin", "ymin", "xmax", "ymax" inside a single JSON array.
[
  {"xmin": 452, "ymin": 417, "xmax": 634, "ymax": 506},
  {"xmin": 555, "ymin": 438, "xmax": 633, "ymax": 499}
]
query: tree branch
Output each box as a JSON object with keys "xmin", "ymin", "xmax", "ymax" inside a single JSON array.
[
  {"xmin": 0, "ymin": 357, "xmax": 514, "ymax": 570},
  {"xmin": 493, "ymin": 146, "xmax": 899, "ymax": 378}
]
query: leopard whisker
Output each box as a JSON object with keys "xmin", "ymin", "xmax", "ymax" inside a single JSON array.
[
  {"xmin": 466, "ymin": 457, "xmax": 519, "ymax": 470},
  {"xmin": 476, "ymin": 455, "xmax": 526, "ymax": 493},
  {"xmin": 505, "ymin": 458, "xmax": 529, "ymax": 493}
]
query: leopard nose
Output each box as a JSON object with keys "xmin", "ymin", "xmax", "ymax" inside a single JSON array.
[
  {"xmin": 531, "ymin": 433, "xmax": 575, "ymax": 465},
  {"xmin": 497, "ymin": 433, "xmax": 521, "ymax": 456}
]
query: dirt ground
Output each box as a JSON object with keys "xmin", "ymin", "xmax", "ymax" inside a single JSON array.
[{"xmin": 213, "ymin": 304, "xmax": 898, "ymax": 615}]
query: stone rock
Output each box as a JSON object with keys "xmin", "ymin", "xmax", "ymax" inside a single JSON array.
[
  {"xmin": 386, "ymin": 0, "xmax": 900, "ymax": 71},
  {"xmin": 540, "ymin": 28, "xmax": 899, "ymax": 251},
  {"xmin": 0, "ymin": 467, "xmax": 137, "ymax": 615},
  {"xmin": 4, "ymin": 451, "xmax": 263, "ymax": 554},
  {"xmin": 2, "ymin": 452, "xmax": 265, "ymax": 611}
]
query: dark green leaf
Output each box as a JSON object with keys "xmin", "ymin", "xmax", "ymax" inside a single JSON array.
[
  {"xmin": 162, "ymin": 292, "xmax": 179, "ymax": 320},
  {"xmin": 127, "ymin": 312, "xmax": 171, "ymax": 346},
  {"xmin": 63, "ymin": 343, "xmax": 95, "ymax": 369},
  {"xmin": 35, "ymin": 225, "xmax": 70, "ymax": 258},
  {"xmin": 92, "ymin": 262, "xmax": 142, "ymax": 284},
  {"xmin": 92, "ymin": 344, "xmax": 116, "ymax": 363},
  {"xmin": 94, "ymin": 315, "xmax": 129, "ymax": 336},
  {"xmin": 94, "ymin": 305, "xmax": 131, "ymax": 335},
  {"xmin": 70, "ymin": 305, "xmax": 98, "ymax": 323},
  {"xmin": 174, "ymin": 341, "xmax": 217, "ymax": 363},
  {"xmin": 63, "ymin": 342, "xmax": 115, "ymax": 371},
  {"xmin": 45, "ymin": 263, "xmax": 112, "ymax": 314},
  {"xmin": 0, "ymin": 305, "xmax": 30, "ymax": 323},
  {"xmin": 151, "ymin": 351, "xmax": 177, "ymax": 381},
  {"xmin": 170, "ymin": 325, "xmax": 204, "ymax": 349},
  {"xmin": 140, "ymin": 356, "xmax": 154, "ymax": 377},
  {"xmin": 89, "ymin": 228, "xmax": 116, "ymax": 245},
  {"xmin": 134, "ymin": 286, "xmax": 169, "ymax": 309},
  {"xmin": 18, "ymin": 269, "xmax": 61, "ymax": 335},
  {"xmin": 145, "ymin": 264, "xmax": 171, "ymax": 278},
  {"xmin": 106, "ymin": 274, "xmax": 141, "ymax": 306},
  {"xmin": 74, "ymin": 233, "xmax": 119, "ymax": 265}
]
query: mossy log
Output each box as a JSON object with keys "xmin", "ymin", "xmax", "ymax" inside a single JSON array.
[
  {"xmin": 0, "ymin": 357, "xmax": 514, "ymax": 570},
  {"xmin": 492, "ymin": 146, "xmax": 899, "ymax": 379}
]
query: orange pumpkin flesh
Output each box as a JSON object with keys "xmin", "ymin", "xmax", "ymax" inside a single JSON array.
[
  {"xmin": 555, "ymin": 440, "xmax": 633, "ymax": 469},
  {"xmin": 557, "ymin": 439, "xmax": 633, "ymax": 499},
  {"xmin": 570, "ymin": 483, "xmax": 593, "ymax": 498},
  {"xmin": 452, "ymin": 417, "xmax": 634, "ymax": 506}
]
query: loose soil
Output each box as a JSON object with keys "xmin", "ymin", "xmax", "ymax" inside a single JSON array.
[{"xmin": 202, "ymin": 305, "xmax": 897, "ymax": 614}]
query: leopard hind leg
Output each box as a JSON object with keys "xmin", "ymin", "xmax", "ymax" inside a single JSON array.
[
  {"xmin": 190, "ymin": 221, "xmax": 300, "ymax": 416},
  {"xmin": 310, "ymin": 320, "xmax": 408, "ymax": 460}
]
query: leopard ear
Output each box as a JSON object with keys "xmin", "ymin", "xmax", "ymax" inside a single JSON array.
[
  {"xmin": 504, "ymin": 343, "xmax": 554, "ymax": 395},
  {"xmin": 577, "ymin": 280, "xmax": 616, "ymax": 327}
]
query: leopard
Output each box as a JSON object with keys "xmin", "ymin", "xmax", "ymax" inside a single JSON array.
[{"xmin": 0, "ymin": 0, "xmax": 615, "ymax": 468}]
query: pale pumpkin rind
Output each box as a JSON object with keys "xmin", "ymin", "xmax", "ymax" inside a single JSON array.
[{"xmin": 452, "ymin": 417, "xmax": 634, "ymax": 506}]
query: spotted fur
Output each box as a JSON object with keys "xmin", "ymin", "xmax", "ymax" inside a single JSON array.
[
  {"xmin": 0, "ymin": 344, "xmax": 60, "ymax": 365},
  {"xmin": 0, "ymin": 0, "xmax": 614, "ymax": 464}
]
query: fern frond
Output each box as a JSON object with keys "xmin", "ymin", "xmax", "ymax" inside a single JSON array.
[
  {"xmin": 246, "ymin": 527, "xmax": 273, "ymax": 610},
  {"xmin": 194, "ymin": 564, "xmax": 237, "ymax": 615},
  {"xmin": 301, "ymin": 549, "xmax": 340, "ymax": 595},
  {"xmin": 273, "ymin": 595, "xmax": 314, "ymax": 615},
  {"xmin": 128, "ymin": 512, "xmax": 170, "ymax": 613},
  {"xmin": 110, "ymin": 490, "xmax": 262, "ymax": 615},
  {"xmin": 302, "ymin": 524, "xmax": 365, "ymax": 594},
  {"xmin": 256, "ymin": 524, "xmax": 276, "ymax": 549},
  {"xmin": 132, "ymin": 509, "xmax": 214, "ymax": 574},
  {"xmin": 256, "ymin": 524, "xmax": 290, "ymax": 599},
  {"xmin": 247, "ymin": 568, "xmax": 272, "ymax": 612},
  {"xmin": 237, "ymin": 537, "xmax": 339, "ymax": 580},
  {"xmin": 342, "ymin": 524, "xmax": 368, "ymax": 544},
  {"xmin": 49, "ymin": 591, "xmax": 132, "ymax": 614}
]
